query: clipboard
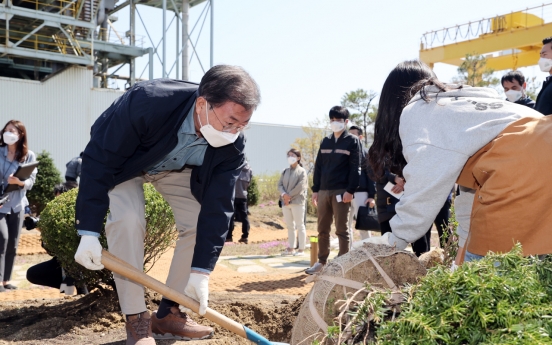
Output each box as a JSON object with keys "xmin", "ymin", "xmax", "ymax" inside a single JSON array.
[{"xmin": 4, "ymin": 161, "xmax": 39, "ymax": 193}]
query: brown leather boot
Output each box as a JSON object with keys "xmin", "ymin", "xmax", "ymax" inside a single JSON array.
[
  {"xmin": 151, "ymin": 306, "xmax": 214, "ymax": 340},
  {"xmin": 125, "ymin": 311, "xmax": 155, "ymax": 345}
]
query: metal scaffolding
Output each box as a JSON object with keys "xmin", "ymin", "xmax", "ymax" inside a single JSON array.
[{"xmin": 0, "ymin": 0, "xmax": 213, "ymax": 86}]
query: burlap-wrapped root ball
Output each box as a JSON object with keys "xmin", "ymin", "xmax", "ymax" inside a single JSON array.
[{"xmin": 291, "ymin": 243, "xmax": 426, "ymax": 345}]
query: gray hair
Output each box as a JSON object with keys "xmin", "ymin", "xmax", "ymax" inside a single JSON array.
[{"xmin": 198, "ymin": 65, "xmax": 261, "ymax": 111}]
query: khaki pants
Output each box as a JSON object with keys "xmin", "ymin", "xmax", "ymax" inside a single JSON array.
[
  {"xmin": 282, "ymin": 203, "xmax": 306, "ymax": 250},
  {"xmin": 106, "ymin": 169, "xmax": 200, "ymax": 315},
  {"xmin": 316, "ymin": 189, "xmax": 350, "ymax": 264}
]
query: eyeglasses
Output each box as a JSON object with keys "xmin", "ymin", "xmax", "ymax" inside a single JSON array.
[{"xmin": 210, "ymin": 106, "xmax": 250, "ymax": 133}]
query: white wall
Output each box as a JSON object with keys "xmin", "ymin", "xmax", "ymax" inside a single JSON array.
[
  {"xmin": 0, "ymin": 66, "xmax": 124, "ymax": 177},
  {"xmin": 1, "ymin": 68, "xmax": 313, "ymax": 179},
  {"xmin": 243, "ymin": 123, "xmax": 308, "ymax": 175}
]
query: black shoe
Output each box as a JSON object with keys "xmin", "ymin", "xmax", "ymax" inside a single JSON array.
[
  {"xmin": 238, "ymin": 237, "xmax": 248, "ymax": 244},
  {"xmin": 77, "ymin": 285, "xmax": 89, "ymax": 295},
  {"xmin": 225, "ymin": 238, "xmax": 233, "ymax": 243},
  {"xmin": 3, "ymin": 284, "xmax": 17, "ymax": 290}
]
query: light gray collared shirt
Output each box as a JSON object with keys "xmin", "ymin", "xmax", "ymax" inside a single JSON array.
[
  {"xmin": 0, "ymin": 146, "xmax": 37, "ymax": 214},
  {"xmin": 146, "ymin": 104, "xmax": 208, "ymax": 175}
]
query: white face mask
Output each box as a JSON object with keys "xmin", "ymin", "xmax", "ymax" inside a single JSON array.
[
  {"xmin": 505, "ymin": 89, "xmax": 523, "ymax": 102},
  {"xmin": 287, "ymin": 156, "xmax": 297, "ymax": 165},
  {"xmin": 198, "ymin": 102, "xmax": 239, "ymax": 148},
  {"xmin": 538, "ymin": 57, "xmax": 552, "ymax": 73},
  {"xmin": 330, "ymin": 121, "xmax": 345, "ymax": 133},
  {"xmin": 3, "ymin": 132, "xmax": 19, "ymax": 145}
]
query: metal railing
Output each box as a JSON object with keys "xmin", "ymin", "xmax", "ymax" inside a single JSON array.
[
  {"xmin": 421, "ymin": 3, "xmax": 552, "ymax": 49},
  {"xmin": 98, "ymin": 26, "xmax": 145, "ymax": 47},
  {"xmin": 17, "ymin": 0, "xmax": 78, "ymax": 17},
  {"xmin": 0, "ymin": 28, "xmax": 91, "ymax": 56}
]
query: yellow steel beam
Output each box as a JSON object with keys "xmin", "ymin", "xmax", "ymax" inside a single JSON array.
[
  {"xmin": 420, "ymin": 22, "xmax": 552, "ymax": 70},
  {"xmin": 485, "ymin": 48, "xmax": 541, "ymax": 70}
]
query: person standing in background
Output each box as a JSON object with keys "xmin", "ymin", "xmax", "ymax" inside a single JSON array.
[
  {"xmin": 278, "ymin": 149, "xmax": 308, "ymax": 256},
  {"xmin": 501, "ymin": 71, "xmax": 535, "ymax": 109},
  {"xmin": 0, "ymin": 120, "xmax": 37, "ymax": 292},
  {"xmin": 65, "ymin": 152, "xmax": 82, "ymax": 189},
  {"xmin": 535, "ymin": 37, "xmax": 552, "ymax": 115},
  {"xmin": 227, "ymin": 161, "xmax": 252, "ymax": 244},
  {"xmin": 306, "ymin": 106, "xmax": 361, "ymax": 275},
  {"xmin": 347, "ymin": 126, "xmax": 376, "ymax": 242}
]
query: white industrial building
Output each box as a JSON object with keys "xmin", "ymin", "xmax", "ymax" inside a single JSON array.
[{"xmin": 1, "ymin": 66, "xmax": 308, "ymax": 177}]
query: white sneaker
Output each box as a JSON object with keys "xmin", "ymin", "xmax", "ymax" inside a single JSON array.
[
  {"xmin": 293, "ymin": 251, "xmax": 305, "ymax": 256},
  {"xmin": 281, "ymin": 249, "xmax": 295, "ymax": 256},
  {"xmin": 305, "ymin": 262, "xmax": 325, "ymax": 275}
]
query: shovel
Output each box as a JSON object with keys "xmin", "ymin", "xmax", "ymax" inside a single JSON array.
[{"xmin": 101, "ymin": 250, "xmax": 289, "ymax": 345}]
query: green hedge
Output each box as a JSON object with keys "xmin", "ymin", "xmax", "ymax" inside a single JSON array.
[{"xmin": 39, "ymin": 184, "xmax": 177, "ymax": 287}]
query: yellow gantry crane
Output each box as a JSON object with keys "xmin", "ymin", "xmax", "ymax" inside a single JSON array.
[{"xmin": 420, "ymin": 3, "xmax": 552, "ymax": 71}]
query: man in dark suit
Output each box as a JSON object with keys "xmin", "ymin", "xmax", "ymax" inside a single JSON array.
[
  {"xmin": 73, "ymin": 65, "xmax": 260, "ymax": 345},
  {"xmin": 535, "ymin": 37, "xmax": 552, "ymax": 115}
]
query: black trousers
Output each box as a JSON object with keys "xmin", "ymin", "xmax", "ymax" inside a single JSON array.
[
  {"xmin": 380, "ymin": 220, "xmax": 430, "ymax": 257},
  {"xmin": 26, "ymin": 257, "xmax": 63, "ymax": 289},
  {"xmin": 227, "ymin": 198, "xmax": 250, "ymax": 240},
  {"xmin": 432, "ymin": 199, "xmax": 452, "ymax": 247},
  {"xmin": 0, "ymin": 211, "xmax": 23, "ymax": 282}
]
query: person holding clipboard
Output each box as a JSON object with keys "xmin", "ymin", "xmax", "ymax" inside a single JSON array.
[{"xmin": 0, "ymin": 120, "xmax": 37, "ymax": 292}]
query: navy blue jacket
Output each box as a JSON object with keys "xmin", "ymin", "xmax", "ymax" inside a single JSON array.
[
  {"xmin": 535, "ymin": 77, "xmax": 552, "ymax": 116},
  {"xmin": 357, "ymin": 148, "xmax": 376, "ymax": 198},
  {"xmin": 75, "ymin": 79, "xmax": 245, "ymax": 271},
  {"xmin": 312, "ymin": 131, "xmax": 361, "ymax": 194}
]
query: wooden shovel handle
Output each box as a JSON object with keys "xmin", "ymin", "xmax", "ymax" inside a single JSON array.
[{"xmin": 100, "ymin": 250, "xmax": 247, "ymax": 338}]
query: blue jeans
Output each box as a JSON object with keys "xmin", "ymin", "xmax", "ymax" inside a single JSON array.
[{"xmin": 464, "ymin": 251, "xmax": 485, "ymax": 262}]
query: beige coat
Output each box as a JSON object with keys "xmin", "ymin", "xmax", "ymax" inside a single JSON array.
[{"xmin": 277, "ymin": 165, "xmax": 307, "ymax": 205}]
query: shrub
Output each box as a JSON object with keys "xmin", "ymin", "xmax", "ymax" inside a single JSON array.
[
  {"xmin": 26, "ymin": 150, "xmax": 62, "ymax": 215},
  {"xmin": 247, "ymin": 175, "xmax": 260, "ymax": 206},
  {"xmin": 39, "ymin": 184, "xmax": 177, "ymax": 288},
  {"xmin": 323, "ymin": 244, "xmax": 552, "ymax": 345},
  {"xmin": 256, "ymin": 171, "xmax": 282, "ymax": 203}
]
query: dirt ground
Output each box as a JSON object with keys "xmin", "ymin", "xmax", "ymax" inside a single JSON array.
[
  {"xmin": 0, "ymin": 288, "xmax": 303, "ymax": 345},
  {"xmin": 0, "ymin": 206, "xmax": 313, "ymax": 344}
]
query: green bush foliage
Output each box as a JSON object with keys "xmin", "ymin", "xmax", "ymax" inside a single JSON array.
[
  {"xmin": 329, "ymin": 244, "xmax": 552, "ymax": 345},
  {"xmin": 247, "ymin": 175, "xmax": 260, "ymax": 206},
  {"xmin": 26, "ymin": 150, "xmax": 62, "ymax": 215},
  {"xmin": 256, "ymin": 171, "xmax": 282, "ymax": 203},
  {"xmin": 39, "ymin": 184, "xmax": 177, "ymax": 288}
]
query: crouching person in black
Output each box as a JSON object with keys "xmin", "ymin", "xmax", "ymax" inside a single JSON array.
[{"xmin": 25, "ymin": 183, "xmax": 88, "ymax": 295}]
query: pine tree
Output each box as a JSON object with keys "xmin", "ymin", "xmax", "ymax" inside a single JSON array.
[
  {"xmin": 27, "ymin": 151, "xmax": 62, "ymax": 215},
  {"xmin": 247, "ymin": 175, "xmax": 259, "ymax": 206}
]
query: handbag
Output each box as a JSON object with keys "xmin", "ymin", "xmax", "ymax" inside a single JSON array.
[{"xmin": 355, "ymin": 206, "xmax": 381, "ymax": 231}]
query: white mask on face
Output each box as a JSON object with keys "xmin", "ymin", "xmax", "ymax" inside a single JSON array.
[
  {"xmin": 3, "ymin": 132, "xmax": 18, "ymax": 145},
  {"xmin": 330, "ymin": 121, "xmax": 345, "ymax": 133},
  {"xmin": 287, "ymin": 156, "xmax": 297, "ymax": 165},
  {"xmin": 538, "ymin": 57, "xmax": 552, "ymax": 73},
  {"xmin": 505, "ymin": 89, "xmax": 523, "ymax": 102},
  {"xmin": 198, "ymin": 101, "xmax": 239, "ymax": 148}
]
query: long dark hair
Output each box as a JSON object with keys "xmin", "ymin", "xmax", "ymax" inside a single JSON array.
[
  {"xmin": 368, "ymin": 60, "xmax": 435, "ymax": 178},
  {"xmin": 0, "ymin": 120, "xmax": 29, "ymax": 163}
]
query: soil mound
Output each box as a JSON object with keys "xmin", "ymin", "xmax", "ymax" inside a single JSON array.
[
  {"xmin": 291, "ymin": 243, "xmax": 426, "ymax": 345},
  {"xmin": 0, "ymin": 288, "xmax": 303, "ymax": 344}
]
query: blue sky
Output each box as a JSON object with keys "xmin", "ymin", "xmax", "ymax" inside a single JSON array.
[{"xmin": 110, "ymin": 0, "xmax": 549, "ymax": 126}]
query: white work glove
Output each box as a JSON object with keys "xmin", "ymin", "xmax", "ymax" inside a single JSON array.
[
  {"xmin": 184, "ymin": 272, "xmax": 210, "ymax": 316},
  {"xmin": 74, "ymin": 235, "xmax": 104, "ymax": 270},
  {"xmin": 450, "ymin": 262, "xmax": 459, "ymax": 272},
  {"xmin": 352, "ymin": 232, "xmax": 390, "ymax": 249}
]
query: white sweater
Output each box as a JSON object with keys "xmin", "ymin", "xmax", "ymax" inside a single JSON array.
[{"xmin": 387, "ymin": 85, "xmax": 543, "ymax": 250}]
